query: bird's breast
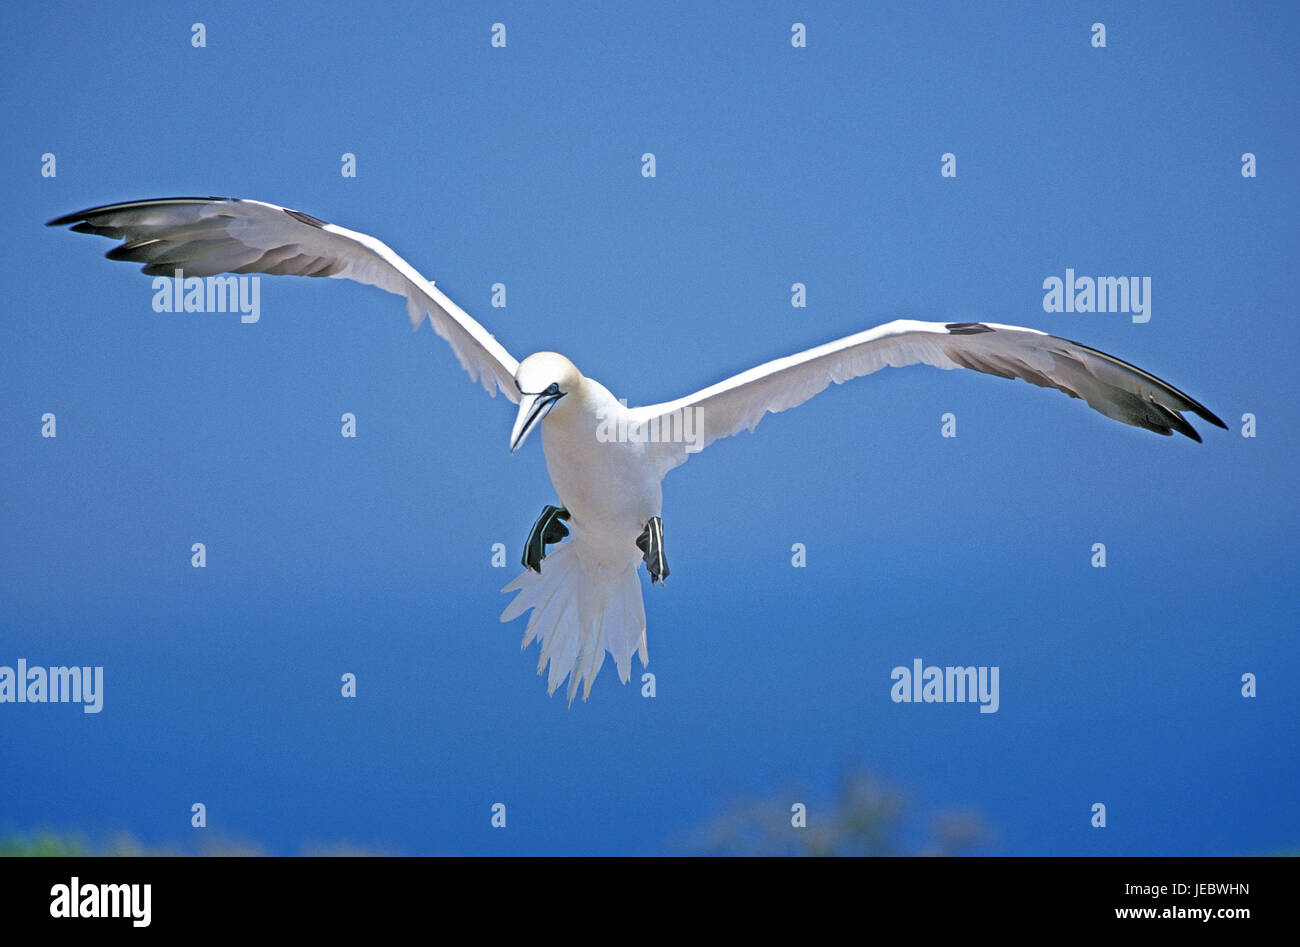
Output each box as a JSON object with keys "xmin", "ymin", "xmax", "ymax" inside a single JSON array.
[{"xmin": 540, "ymin": 399, "xmax": 663, "ymax": 554}]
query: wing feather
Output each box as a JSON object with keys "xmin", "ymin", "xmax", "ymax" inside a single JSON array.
[
  {"xmin": 631, "ymin": 319, "xmax": 1224, "ymax": 472},
  {"xmin": 48, "ymin": 197, "xmax": 519, "ymax": 401}
]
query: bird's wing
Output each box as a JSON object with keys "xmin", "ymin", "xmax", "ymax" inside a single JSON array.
[
  {"xmin": 631, "ymin": 319, "xmax": 1225, "ymax": 473},
  {"xmin": 47, "ymin": 197, "xmax": 520, "ymax": 402}
]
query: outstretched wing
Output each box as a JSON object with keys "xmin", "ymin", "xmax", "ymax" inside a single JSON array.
[
  {"xmin": 47, "ymin": 197, "xmax": 520, "ymax": 401},
  {"xmin": 632, "ymin": 319, "xmax": 1225, "ymax": 473}
]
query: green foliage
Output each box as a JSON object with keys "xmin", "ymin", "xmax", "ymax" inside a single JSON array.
[
  {"xmin": 0, "ymin": 828, "xmax": 388, "ymax": 857},
  {"xmin": 0, "ymin": 831, "xmax": 93, "ymax": 857}
]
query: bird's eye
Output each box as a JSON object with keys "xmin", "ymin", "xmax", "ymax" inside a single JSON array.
[{"xmin": 545, "ymin": 383, "xmax": 560, "ymax": 395}]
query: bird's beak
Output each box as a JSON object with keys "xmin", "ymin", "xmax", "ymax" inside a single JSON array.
[{"xmin": 510, "ymin": 391, "xmax": 563, "ymax": 454}]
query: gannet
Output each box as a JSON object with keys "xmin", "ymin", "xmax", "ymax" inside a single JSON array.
[{"xmin": 48, "ymin": 197, "xmax": 1227, "ymax": 702}]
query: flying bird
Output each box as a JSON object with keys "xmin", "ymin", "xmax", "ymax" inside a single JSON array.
[{"xmin": 48, "ymin": 197, "xmax": 1227, "ymax": 702}]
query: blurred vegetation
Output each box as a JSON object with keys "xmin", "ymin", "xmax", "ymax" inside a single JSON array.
[
  {"xmin": 10, "ymin": 786, "xmax": 1294, "ymax": 857},
  {"xmin": 0, "ymin": 828, "xmax": 390, "ymax": 857},
  {"xmin": 6, "ymin": 769, "xmax": 988, "ymax": 857},
  {"xmin": 675, "ymin": 767, "xmax": 994, "ymax": 856}
]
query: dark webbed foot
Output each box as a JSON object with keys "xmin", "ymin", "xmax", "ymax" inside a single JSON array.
[
  {"xmin": 636, "ymin": 516, "xmax": 669, "ymax": 585},
  {"xmin": 523, "ymin": 505, "xmax": 570, "ymax": 573}
]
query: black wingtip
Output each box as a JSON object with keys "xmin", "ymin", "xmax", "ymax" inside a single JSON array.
[
  {"xmin": 46, "ymin": 196, "xmax": 234, "ymax": 229},
  {"xmin": 104, "ymin": 243, "xmax": 142, "ymax": 262},
  {"xmin": 1182, "ymin": 399, "xmax": 1227, "ymax": 432}
]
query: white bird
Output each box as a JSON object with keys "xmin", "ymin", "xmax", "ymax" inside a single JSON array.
[{"xmin": 49, "ymin": 197, "xmax": 1227, "ymax": 702}]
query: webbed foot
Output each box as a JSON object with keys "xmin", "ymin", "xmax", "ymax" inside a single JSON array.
[
  {"xmin": 523, "ymin": 505, "xmax": 570, "ymax": 573},
  {"xmin": 635, "ymin": 516, "xmax": 669, "ymax": 585}
]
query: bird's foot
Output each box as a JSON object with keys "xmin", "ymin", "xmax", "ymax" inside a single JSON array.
[
  {"xmin": 522, "ymin": 505, "xmax": 570, "ymax": 573},
  {"xmin": 636, "ymin": 516, "xmax": 669, "ymax": 586}
]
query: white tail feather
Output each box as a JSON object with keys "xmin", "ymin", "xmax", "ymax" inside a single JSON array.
[{"xmin": 501, "ymin": 524, "xmax": 649, "ymax": 703}]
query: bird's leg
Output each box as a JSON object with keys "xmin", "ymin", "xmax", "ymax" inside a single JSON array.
[
  {"xmin": 522, "ymin": 505, "xmax": 570, "ymax": 573},
  {"xmin": 636, "ymin": 516, "xmax": 669, "ymax": 586}
]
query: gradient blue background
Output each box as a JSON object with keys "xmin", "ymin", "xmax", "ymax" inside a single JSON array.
[{"xmin": 2, "ymin": 1, "xmax": 1296, "ymax": 855}]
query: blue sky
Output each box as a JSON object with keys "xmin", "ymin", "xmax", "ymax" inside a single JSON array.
[{"xmin": 1, "ymin": 1, "xmax": 1296, "ymax": 855}]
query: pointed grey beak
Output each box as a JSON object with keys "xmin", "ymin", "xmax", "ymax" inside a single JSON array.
[{"xmin": 510, "ymin": 391, "xmax": 563, "ymax": 453}]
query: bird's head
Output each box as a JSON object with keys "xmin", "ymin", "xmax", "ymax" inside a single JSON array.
[{"xmin": 510, "ymin": 352, "xmax": 581, "ymax": 453}]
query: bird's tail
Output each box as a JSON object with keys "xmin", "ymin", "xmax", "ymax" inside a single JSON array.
[{"xmin": 500, "ymin": 524, "xmax": 649, "ymax": 703}]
